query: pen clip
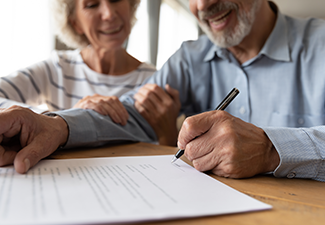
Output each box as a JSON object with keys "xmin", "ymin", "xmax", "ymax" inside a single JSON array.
[{"xmin": 215, "ymin": 88, "xmax": 239, "ymax": 110}]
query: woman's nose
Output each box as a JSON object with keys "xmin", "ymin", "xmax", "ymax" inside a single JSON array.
[{"xmin": 100, "ymin": 1, "xmax": 117, "ymax": 21}]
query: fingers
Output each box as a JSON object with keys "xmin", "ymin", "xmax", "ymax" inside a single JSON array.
[
  {"xmin": 134, "ymin": 84, "xmax": 180, "ymax": 146},
  {"xmin": 192, "ymin": 152, "xmax": 220, "ymax": 173},
  {"xmin": 134, "ymin": 85, "xmax": 163, "ymax": 125},
  {"xmin": 0, "ymin": 108, "xmax": 24, "ymax": 138},
  {"xmin": 135, "ymin": 84, "xmax": 177, "ymax": 116},
  {"xmin": 134, "ymin": 91, "xmax": 158, "ymax": 122},
  {"xmin": 13, "ymin": 114, "xmax": 69, "ymax": 174},
  {"xmin": 74, "ymin": 95, "xmax": 129, "ymax": 126},
  {"xmin": 96, "ymin": 97, "xmax": 129, "ymax": 125},
  {"xmin": 0, "ymin": 107, "xmax": 70, "ymax": 174},
  {"xmin": 134, "ymin": 84, "xmax": 164, "ymax": 111},
  {"xmin": 0, "ymin": 146, "xmax": 17, "ymax": 167},
  {"xmin": 182, "ymin": 124, "xmax": 222, "ymax": 165},
  {"xmin": 177, "ymin": 111, "xmax": 221, "ymax": 150},
  {"xmin": 134, "ymin": 101, "xmax": 149, "ymax": 118},
  {"xmin": 13, "ymin": 139, "xmax": 54, "ymax": 174},
  {"xmin": 165, "ymin": 84, "xmax": 180, "ymax": 103},
  {"xmin": 178, "ymin": 110, "xmax": 280, "ymax": 178}
]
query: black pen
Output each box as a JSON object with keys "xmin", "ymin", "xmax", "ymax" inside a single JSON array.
[{"xmin": 171, "ymin": 88, "xmax": 240, "ymax": 164}]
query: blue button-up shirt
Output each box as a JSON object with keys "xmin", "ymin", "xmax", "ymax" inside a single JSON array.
[{"xmin": 57, "ymin": 5, "xmax": 325, "ymax": 181}]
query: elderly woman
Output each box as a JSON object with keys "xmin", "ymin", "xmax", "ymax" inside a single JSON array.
[{"xmin": 0, "ymin": 0, "xmax": 155, "ymax": 125}]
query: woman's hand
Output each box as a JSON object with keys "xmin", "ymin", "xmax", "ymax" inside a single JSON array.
[
  {"xmin": 73, "ymin": 94, "xmax": 129, "ymax": 126},
  {"xmin": 134, "ymin": 84, "xmax": 181, "ymax": 146}
]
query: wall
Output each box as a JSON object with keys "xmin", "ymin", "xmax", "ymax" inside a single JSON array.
[{"xmin": 269, "ymin": 0, "xmax": 325, "ymax": 18}]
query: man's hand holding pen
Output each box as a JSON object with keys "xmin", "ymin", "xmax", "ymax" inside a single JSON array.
[{"xmin": 177, "ymin": 110, "xmax": 281, "ymax": 178}]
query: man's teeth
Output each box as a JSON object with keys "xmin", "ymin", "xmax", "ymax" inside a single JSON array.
[{"xmin": 210, "ymin": 10, "xmax": 231, "ymax": 25}]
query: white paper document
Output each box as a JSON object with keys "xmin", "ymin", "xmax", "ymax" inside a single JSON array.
[{"xmin": 0, "ymin": 155, "xmax": 271, "ymax": 225}]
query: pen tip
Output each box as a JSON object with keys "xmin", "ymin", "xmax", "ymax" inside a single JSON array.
[{"xmin": 171, "ymin": 157, "xmax": 177, "ymax": 164}]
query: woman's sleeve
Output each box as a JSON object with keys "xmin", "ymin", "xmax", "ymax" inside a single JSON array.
[{"xmin": 0, "ymin": 58, "xmax": 51, "ymax": 111}]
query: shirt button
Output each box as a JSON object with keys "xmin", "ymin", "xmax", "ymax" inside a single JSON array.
[
  {"xmin": 298, "ymin": 118, "xmax": 304, "ymax": 125},
  {"xmin": 239, "ymin": 107, "xmax": 246, "ymax": 115},
  {"xmin": 287, "ymin": 172, "xmax": 296, "ymax": 179}
]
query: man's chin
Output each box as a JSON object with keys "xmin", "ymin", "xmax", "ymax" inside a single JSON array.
[
  {"xmin": 205, "ymin": 32, "xmax": 237, "ymax": 48},
  {"xmin": 200, "ymin": 25, "xmax": 234, "ymax": 48},
  {"xmin": 203, "ymin": 25, "xmax": 249, "ymax": 48}
]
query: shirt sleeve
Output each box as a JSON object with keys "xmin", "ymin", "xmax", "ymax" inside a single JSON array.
[
  {"xmin": 263, "ymin": 126, "xmax": 325, "ymax": 182},
  {"xmin": 51, "ymin": 104, "xmax": 158, "ymax": 148}
]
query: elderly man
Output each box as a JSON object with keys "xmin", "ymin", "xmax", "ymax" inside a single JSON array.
[{"xmin": 0, "ymin": 0, "xmax": 325, "ymax": 182}]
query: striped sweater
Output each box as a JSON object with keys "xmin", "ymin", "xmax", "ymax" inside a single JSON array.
[{"xmin": 0, "ymin": 50, "xmax": 156, "ymax": 113}]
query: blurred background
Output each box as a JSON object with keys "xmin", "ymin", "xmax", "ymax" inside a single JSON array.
[{"xmin": 1, "ymin": 0, "xmax": 325, "ymax": 76}]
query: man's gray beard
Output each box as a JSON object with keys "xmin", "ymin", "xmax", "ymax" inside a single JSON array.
[{"xmin": 199, "ymin": 1, "xmax": 260, "ymax": 48}]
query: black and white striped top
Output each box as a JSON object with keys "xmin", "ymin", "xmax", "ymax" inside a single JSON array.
[{"xmin": 0, "ymin": 49, "xmax": 156, "ymax": 112}]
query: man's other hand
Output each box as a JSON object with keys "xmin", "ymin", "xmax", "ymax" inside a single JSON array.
[{"xmin": 0, "ymin": 106, "xmax": 68, "ymax": 173}]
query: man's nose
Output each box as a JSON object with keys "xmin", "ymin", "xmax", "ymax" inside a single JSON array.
[{"xmin": 197, "ymin": 0, "xmax": 220, "ymax": 11}]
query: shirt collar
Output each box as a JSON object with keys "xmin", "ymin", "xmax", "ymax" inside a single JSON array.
[
  {"xmin": 204, "ymin": 45, "xmax": 227, "ymax": 62},
  {"xmin": 259, "ymin": 2, "xmax": 291, "ymax": 62},
  {"xmin": 204, "ymin": 1, "xmax": 291, "ymax": 63}
]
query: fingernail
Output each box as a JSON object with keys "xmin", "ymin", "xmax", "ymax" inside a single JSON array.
[{"xmin": 24, "ymin": 158, "xmax": 30, "ymax": 172}]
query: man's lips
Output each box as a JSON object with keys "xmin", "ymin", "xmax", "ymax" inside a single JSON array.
[{"xmin": 207, "ymin": 9, "xmax": 232, "ymax": 26}]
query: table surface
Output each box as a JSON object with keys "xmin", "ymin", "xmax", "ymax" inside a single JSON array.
[{"xmin": 48, "ymin": 142, "xmax": 325, "ymax": 225}]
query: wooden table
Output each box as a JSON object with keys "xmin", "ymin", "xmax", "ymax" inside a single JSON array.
[{"xmin": 48, "ymin": 142, "xmax": 325, "ymax": 225}]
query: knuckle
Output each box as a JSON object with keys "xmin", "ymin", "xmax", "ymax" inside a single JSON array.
[
  {"xmin": 221, "ymin": 164, "xmax": 241, "ymax": 178},
  {"xmin": 8, "ymin": 105, "xmax": 28, "ymax": 114},
  {"xmin": 134, "ymin": 97, "xmax": 143, "ymax": 105},
  {"xmin": 218, "ymin": 123, "xmax": 236, "ymax": 139},
  {"xmin": 151, "ymin": 84, "xmax": 160, "ymax": 91},
  {"xmin": 222, "ymin": 164, "xmax": 235, "ymax": 175},
  {"xmin": 111, "ymin": 96, "xmax": 118, "ymax": 101},
  {"xmin": 145, "ymin": 91, "xmax": 154, "ymax": 99},
  {"xmin": 84, "ymin": 99, "xmax": 93, "ymax": 104},
  {"xmin": 192, "ymin": 160, "xmax": 205, "ymax": 172},
  {"xmin": 134, "ymin": 93, "xmax": 140, "ymax": 99},
  {"xmin": 28, "ymin": 149, "xmax": 40, "ymax": 162},
  {"xmin": 182, "ymin": 117, "xmax": 195, "ymax": 131},
  {"xmin": 107, "ymin": 98, "xmax": 115, "ymax": 104},
  {"xmin": 9, "ymin": 105, "xmax": 21, "ymax": 110},
  {"xmin": 165, "ymin": 100, "xmax": 173, "ymax": 108},
  {"xmin": 184, "ymin": 144, "xmax": 194, "ymax": 160},
  {"xmin": 137, "ymin": 107, "xmax": 146, "ymax": 114},
  {"xmin": 98, "ymin": 99, "xmax": 107, "ymax": 104},
  {"xmin": 139, "ymin": 97, "xmax": 149, "ymax": 105},
  {"xmin": 160, "ymin": 109, "xmax": 167, "ymax": 117}
]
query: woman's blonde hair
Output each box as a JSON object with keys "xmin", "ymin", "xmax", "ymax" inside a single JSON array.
[{"xmin": 51, "ymin": 0, "xmax": 140, "ymax": 49}]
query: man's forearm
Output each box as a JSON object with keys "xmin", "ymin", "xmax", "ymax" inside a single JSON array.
[{"xmin": 52, "ymin": 104, "xmax": 158, "ymax": 148}]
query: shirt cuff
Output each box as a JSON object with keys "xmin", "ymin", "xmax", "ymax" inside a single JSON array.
[
  {"xmin": 45, "ymin": 109, "xmax": 98, "ymax": 148},
  {"xmin": 263, "ymin": 127, "xmax": 323, "ymax": 180}
]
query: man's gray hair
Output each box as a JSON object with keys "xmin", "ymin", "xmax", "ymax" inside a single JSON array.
[{"xmin": 51, "ymin": 0, "xmax": 141, "ymax": 49}]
